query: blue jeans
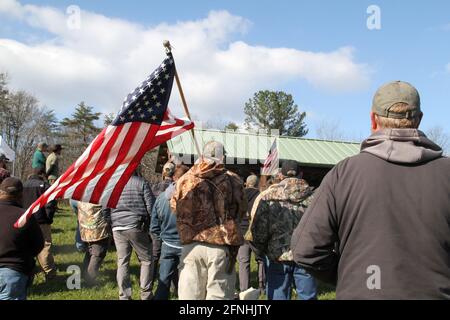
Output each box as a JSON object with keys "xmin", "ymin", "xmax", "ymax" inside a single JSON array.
[
  {"xmin": 0, "ymin": 268, "xmax": 29, "ymax": 300},
  {"xmin": 266, "ymin": 259, "xmax": 317, "ymax": 300},
  {"xmin": 70, "ymin": 199, "xmax": 87, "ymax": 252},
  {"xmin": 154, "ymin": 242, "xmax": 181, "ymax": 300}
]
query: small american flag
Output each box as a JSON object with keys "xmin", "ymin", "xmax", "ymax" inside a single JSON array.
[
  {"xmin": 261, "ymin": 139, "xmax": 279, "ymax": 176},
  {"xmin": 16, "ymin": 53, "xmax": 193, "ymax": 228}
]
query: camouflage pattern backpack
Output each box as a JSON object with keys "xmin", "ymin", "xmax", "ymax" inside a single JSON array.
[{"xmin": 170, "ymin": 158, "xmax": 247, "ymax": 246}]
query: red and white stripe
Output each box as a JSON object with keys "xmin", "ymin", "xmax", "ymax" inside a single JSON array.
[
  {"xmin": 15, "ymin": 110, "xmax": 193, "ymax": 228},
  {"xmin": 261, "ymin": 139, "xmax": 279, "ymax": 176}
]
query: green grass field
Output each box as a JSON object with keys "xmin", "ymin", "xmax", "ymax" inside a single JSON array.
[{"xmin": 28, "ymin": 206, "xmax": 336, "ymax": 300}]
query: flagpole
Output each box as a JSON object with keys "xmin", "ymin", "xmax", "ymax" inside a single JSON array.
[{"xmin": 163, "ymin": 40, "xmax": 202, "ymax": 161}]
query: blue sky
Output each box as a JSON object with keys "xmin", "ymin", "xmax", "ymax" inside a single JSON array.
[{"xmin": 1, "ymin": 0, "xmax": 449, "ymax": 140}]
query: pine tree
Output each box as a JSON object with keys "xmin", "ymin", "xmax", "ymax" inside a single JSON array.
[
  {"xmin": 60, "ymin": 102, "xmax": 101, "ymax": 147},
  {"xmin": 224, "ymin": 122, "xmax": 239, "ymax": 131},
  {"xmin": 244, "ymin": 90, "xmax": 308, "ymax": 137},
  {"xmin": 60, "ymin": 102, "xmax": 101, "ymax": 168}
]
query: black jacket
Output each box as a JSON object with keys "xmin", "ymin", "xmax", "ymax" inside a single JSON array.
[
  {"xmin": 241, "ymin": 187, "xmax": 260, "ymax": 234},
  {"xmin": 291, "ymin": 129, "xmax": 450, "ymax": 299},
  {"xmin": 22, "ymin": 175, "xmax": 56, "ymax": 225},
  {"xmin": 0, "ymin": 200, "xmax": 44, "ymax": 275}
]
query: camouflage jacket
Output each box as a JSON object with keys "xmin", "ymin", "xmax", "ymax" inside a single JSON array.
[
  {"xmin": 246, "ymin": 177, "xmax": 314, "ymax": 262},
  {"xmin": 78, "ymin": 202, "xmax": 111, "ymax": 243},
  {"xmin": 170, "ymin": 158, "xmax": 247, "ymax": 246}
]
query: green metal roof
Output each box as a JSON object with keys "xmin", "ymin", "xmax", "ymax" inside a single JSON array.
[{"xmin": 166, "ymin": 129, "xmax": 361, "ymax": 167}]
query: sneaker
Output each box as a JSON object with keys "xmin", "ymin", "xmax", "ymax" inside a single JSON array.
[{"xmin": 239, "ymin": 287, "xmax": 260, "ymax": 300}]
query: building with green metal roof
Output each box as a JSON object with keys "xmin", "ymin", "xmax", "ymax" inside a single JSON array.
[{"xmin": 157, "ymin": 128, "xmax": 361, "ymax": 187}]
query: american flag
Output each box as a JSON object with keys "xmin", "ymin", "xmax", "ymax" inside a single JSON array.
[
  {"xmin": 15, "ymin": 53, "xmax": 193, "ymax": 228},
  {"xmin": 261, "ymin": 139, "xmax": 279, "ymax": 176}
]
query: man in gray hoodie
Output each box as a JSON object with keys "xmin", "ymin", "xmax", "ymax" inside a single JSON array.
[{"xmin": 291, "ymin": 81, "xmax": 450, "ymax": 299}]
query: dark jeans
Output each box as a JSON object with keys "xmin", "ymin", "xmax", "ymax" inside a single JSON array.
[
  {"xmin": 154, "ymin": 242, "xmax": 182, "ymax": 300},
  {"xmin": 266, "ymin": 259, "xmax": 317, "ymax": 300},
  {"xmin": 237, "ymin": 241, "xmax": 266, "ymax": 291},
  {"xmin": 149, "ymin": 233, "xmax": 161, "ymax": 291},
  {"xmin": 0, "ymin": 268, "xmax": 29, "ymax": 300},
  {"xmin": 82, "ymin": 238, "xmax": 109, "ymax": 286}
]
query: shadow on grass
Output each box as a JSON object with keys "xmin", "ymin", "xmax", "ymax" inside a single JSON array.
[
  {"xmin": 53, "ymin": 244, "xmax": 79, "ymax": 255},
  {"xmin": 30, "ymin": 259, "xmax": 144, "ymax": 298},
  {"xmin": 51, "ymin": 228, "xmax": 66, "ymax": 234}
]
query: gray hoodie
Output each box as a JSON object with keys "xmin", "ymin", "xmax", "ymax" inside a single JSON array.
[
  {"xmin": 361, "ymin": 129, "xmax": 442, "ymax": 164},
  {"xmin": 291, "ymin": 129, "xmax": 450, "ymax": 299}
]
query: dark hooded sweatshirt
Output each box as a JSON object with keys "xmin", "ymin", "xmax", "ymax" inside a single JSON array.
[
  {"xmin": 291, "ymin": 129, "xmax": 450, "ymax": 299},
  {"xmin": 0, "ymin": 200, "xmax": 44, "ymax": 276},
  {"xmin": 241, "ymin": 187, "xmax": 260, "ymax": 235}
]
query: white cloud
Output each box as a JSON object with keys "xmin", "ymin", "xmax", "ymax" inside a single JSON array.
[{"xmin": 0, "ymin": 0, "xmax": 371, "ymax": 123}]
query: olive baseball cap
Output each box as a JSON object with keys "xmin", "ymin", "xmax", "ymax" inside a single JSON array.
[{"xmin": 372, "ymin": 81, "xmax": 422, "ymax": 119}]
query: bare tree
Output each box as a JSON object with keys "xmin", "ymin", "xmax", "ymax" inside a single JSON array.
[
  {"xmin": 0, "ymin": 90, "xmax": 59, "ymax": 179},
  {"xmin": 426, "ymin": 126, "xmax": 449, "ymax": 155},
  {"xmin": 0, "ymin": 73, "xmax": 8, "ymax": 107},
  {"xmin": 315, "ymin": 119, "xmax": 347, "ymax": 141}
]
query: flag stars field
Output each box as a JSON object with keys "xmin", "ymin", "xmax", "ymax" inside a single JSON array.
[{"xmin": 16, "ymin": 53, "xmax": 193, "ymax": 227}]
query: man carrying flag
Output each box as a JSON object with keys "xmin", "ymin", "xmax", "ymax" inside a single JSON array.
[{"xmin": 16, "ymin": 52, "xmax": 194, "ymax": 228}]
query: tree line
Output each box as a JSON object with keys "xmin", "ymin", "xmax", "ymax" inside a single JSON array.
[
  {"xmin": 1, "ymin": 72, "xmax": 312, "ymax": 181},
  {"xmin": 1, "ymin": 70, "xmax": 446, "ymax": 182},
  {"xmin": 0, "ymin": 73, "xmax": 104, "ymax": 180}
]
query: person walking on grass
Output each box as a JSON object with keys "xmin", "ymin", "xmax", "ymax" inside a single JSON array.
[
  {"xmin": 0, "ymin": 177, "xmax": 44, "ymax": 300},
  {"xmin": 291, "ymin": 81, "xmax": 450, "ymax": 299},
  {"xmin": 22, "ymin": 168, "xmax": 57, "ymax": 281},
  {"xmin": 32, "ymin": 142, "xmax": 48, "ymax": 173},
  {"xmin": 171, "ymin": 141, "xmax": 247, "ymax": 300},
  {"xmin": 77, "ymin": 202, "xmax": 111, "ymax": 286},
  {"xmin": 149, "ymin": 161, "xmax": 176, "ymax": 295},
  {"xmin": 110, "ymin": 168, "xmax": 155, "ymax": 300},
  {"xmin": 46, "ymin": 144, "xmax": 63, "ymax": 181},
  {"xmin": 248, "ymin": 160, "xmax": 317, "ymax": 300},
  {"xmin": 151, "ymin": 165, "xmax": 189, "ymax": 300},
  {"xmin": 238, "ymin": 174, "xmax": 265, "ymax": 295}
]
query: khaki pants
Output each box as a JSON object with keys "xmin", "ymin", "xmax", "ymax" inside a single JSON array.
[
  {"xmin": 178, "ymin": 242, "xmax": 235, "ymax": 300},
  {"xmin": 37, "ymin": 224, "xmax": 56, "ymax": 277}
]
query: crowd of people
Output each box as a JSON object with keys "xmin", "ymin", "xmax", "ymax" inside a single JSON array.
[{"xmin": 0, "ymin": 81, "xmax": 449, "ymax": 300}]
